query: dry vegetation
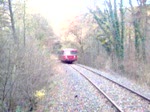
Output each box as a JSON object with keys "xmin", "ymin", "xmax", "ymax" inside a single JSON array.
[
  {"xmin": 0, "ymin": 39, "xmax": 52, "ymax": 111},
  {"xmin": 60, "ymin": 1, "xmax": 150, "ymax": 86},
  {"xmin": 0, "ymin": 0, "xmax": 150, "ymax": 111},
  {"xmin": 0, "ymin": 0, "xmax": 55, "ymax": 111}
]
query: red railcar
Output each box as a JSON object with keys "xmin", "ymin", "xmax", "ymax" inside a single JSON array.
[{"xmin": 59, "ymin": 48, "xmax": 77, "ymax": 63}]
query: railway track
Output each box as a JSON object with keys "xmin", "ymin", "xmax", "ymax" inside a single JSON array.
[{"xmin": 70, "ymin": 64, "xmax": 150, "ymax": 112}]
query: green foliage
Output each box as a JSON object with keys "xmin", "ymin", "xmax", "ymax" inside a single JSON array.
[
  {"xmin": 129, "ymin": 0, "xmax": 148, "ymax": 61},
  {"xmin": 0, "ymin": 0, "xmax": 4, "ymax": 4},
  {"xmin": 99, "ymin": 38, "xmax": 111, "ymax": 53},
  {"xmin": 90, "ymin": 0, "xmax": 125, "ymax": 60},
  {"xmin": 15, "ymin": 106, "xmax": 22, "ymax": 112}
]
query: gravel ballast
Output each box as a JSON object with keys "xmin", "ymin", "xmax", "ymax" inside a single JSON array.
[
  {"xmin": 36, "ymin": 62, "xmax": 150, "ymax": 112},
  {"xmin": 36, "ymin": 63, "xmax": 117, "ymax": 112}
]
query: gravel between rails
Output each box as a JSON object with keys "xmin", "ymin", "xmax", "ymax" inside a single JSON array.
[
  {"xmin": 77, "ymin": 64, "xmax": 150, "ymax": 99},
  {"xmin": 36, "ymin": 63, "xmax": 118, "ymax": 112},
  {"xmin": 72, "ymin": 64, "xmax": 150, "ymax": 112}
]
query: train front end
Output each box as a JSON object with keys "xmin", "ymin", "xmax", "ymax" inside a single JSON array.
[{"xmin": 59, "ymin": 48, "xmax": 77, "ymax": 63}]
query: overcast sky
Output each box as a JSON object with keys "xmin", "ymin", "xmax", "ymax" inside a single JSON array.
[
  {"xmin": 27, "ymin": 0, "xmax": 150, "ymax": 33},
  {"xmin": 27, "ymin": 0, "xmax": 96, "ymax": 32}
]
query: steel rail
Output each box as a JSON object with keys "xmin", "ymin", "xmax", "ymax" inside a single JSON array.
[
  {"xmin": 71, "ymin": 65, "xmax": 124, "ymax": 112},
  {"xmin": 76, "ymin": 64, "xmax": 150, "ymax": 102}
]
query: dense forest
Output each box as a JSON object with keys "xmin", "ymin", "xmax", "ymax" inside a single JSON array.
[
  {"xmin": 61, "ymin": 0, "xmax": 150, "ymax": 84},
  {"xmin": 0, "ymin": 0, "xmax": 150, "ymax": 111}
]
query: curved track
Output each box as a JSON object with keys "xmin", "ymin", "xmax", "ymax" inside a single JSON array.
[{"xmin": 70, "ymin": 64, "xmax": 150, "ymax": 112}]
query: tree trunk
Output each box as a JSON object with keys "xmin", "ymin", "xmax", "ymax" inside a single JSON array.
[
  {"xmin": 8, "ymin": 0, "xmax": 18, "ymax": 45},
  {"xmin": 23, "ymin": 0, "xmax": 26, "ymax": 46}
]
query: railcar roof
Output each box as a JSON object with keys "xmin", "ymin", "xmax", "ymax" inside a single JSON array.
[{"xmin": 61, "ymin": 48, "xmax": 77, "ymax": 51}]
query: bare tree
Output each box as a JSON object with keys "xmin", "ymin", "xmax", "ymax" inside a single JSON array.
[
  {"xmin": 0, "ymin": 1, "xmax": 55, "ymax": 111},
  {"xmin": 8, "ymin": 0, "xmax": 18, "ymax": 44}
]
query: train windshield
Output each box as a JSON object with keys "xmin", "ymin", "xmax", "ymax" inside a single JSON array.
[
  {"xmin": 71, "ymin": 51, "xmax": 77, "ymax": 55},
  {"xmin": 62, "ymin": 50, "xmax": 77, "ymax": 55}
]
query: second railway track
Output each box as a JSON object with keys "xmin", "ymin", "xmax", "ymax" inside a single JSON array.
[{"xmin": 70, "ymin": 64, "xmax": 150, "ymax": 112}]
